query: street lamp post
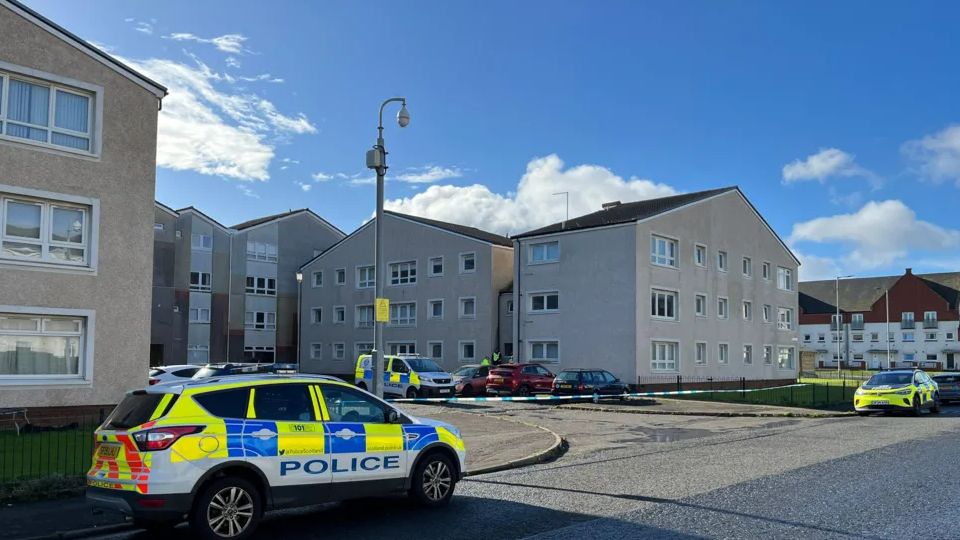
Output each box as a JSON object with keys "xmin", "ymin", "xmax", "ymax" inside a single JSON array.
[
  {"xmin": 366, "ymin": 98, "xmax": 410, "ymax": 398},
  {"xmin": 836, "ymin": 275, "xmax": 854, "ymax": 378},
  {"xmin": 296, "ymin": 272, "xmax": 303, "ymax": 369},
  {"xmin": 876, "ymin": 287, "xmax": 890, "ymax": 369}
]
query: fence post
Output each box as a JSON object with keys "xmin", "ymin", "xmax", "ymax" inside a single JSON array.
[
  {"xmin": 740, "ymin": 377, "xmax": 746, "ymax": 398},
  {"xmin": 677, "ymin": 375, "xmax": 682, "ymax": 393},
  {"xmin": 709, "ymin": 377, "xmax": 714, "ymax": 399}
]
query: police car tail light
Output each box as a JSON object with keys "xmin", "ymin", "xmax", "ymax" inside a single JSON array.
[{"xmin": 132, "ymin": 426, "xmax": 204, "ymax": 451}]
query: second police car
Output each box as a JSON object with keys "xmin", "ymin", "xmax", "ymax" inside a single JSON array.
[
  {"xmin": 355, "ymin": 354, "xmax": 457, "ymax": 398},
  {"xmin": 854, "ymin": 368, "xmax": 942, "ymax": 416},
  {"xmin": 85, "ymin": 372, "xmax": 466, "ymax": 540}
]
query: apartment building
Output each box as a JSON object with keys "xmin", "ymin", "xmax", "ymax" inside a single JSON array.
[
  {"xmin": 0, "ymin": 1, "xmax": 165, "ymax": 408},
  {"xmin": 298, "ymin": 211, "xmax": 513, "ymax": 376},
  {"xmin": 799, "ymin": 269, "xmax": 960, "ymax": 371},
  {"xmin": 510, "ymin": 187, "xmax": 800, "ymax": 384},
  {"xmin": 151, "ymin": 205, "xmax": 344, "ymax": 366}
]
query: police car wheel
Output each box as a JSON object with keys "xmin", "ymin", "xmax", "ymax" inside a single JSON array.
[
  {"xmin": 192, "ymin": 477, "xmax": 262, "ymax": 540},
  {"xmin": 932, "ymin": 395, "xmax": 942, "ymax": 414},
  {"xmin": 409, "ymin": 453, "xmax": 455, "ymax": 507},
  {"xmin": 406, "ymin": 387, "xmax": 419, "ymax": 399}
]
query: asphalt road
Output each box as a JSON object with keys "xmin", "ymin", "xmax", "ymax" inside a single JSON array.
[{"xmin": 91, "ymin": 404, "xmax": 960, "ymax": 540}]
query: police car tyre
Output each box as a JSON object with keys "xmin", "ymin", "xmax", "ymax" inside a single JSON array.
[
  {"xmin": 191, "ymin": 476, "xmax": 262, "ymax": 540},
  {"xmin": 932, "ymin": 394, "xmax": 942, "ymax": 414},
  {"xmin": 408, "ymin": 452, "xmax": 455, "ymax": 507},
  {"xmin": 912, "ymin": 398, "xmax": 922, "ymax": 417},
  {"xmin": 406, "ymin": 386, "xmax": 418, "ymax": 399}
]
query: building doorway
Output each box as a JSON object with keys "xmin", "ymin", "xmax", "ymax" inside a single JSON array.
[
  {"xmin": 150, "ymin": 344, "xmax": 164, "ymax": 367},
  {"xmin": 948, "ymin": 353, "xmax": 955, "ymax": 371}
]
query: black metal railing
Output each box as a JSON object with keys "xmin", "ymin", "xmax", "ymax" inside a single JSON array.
[
  {"xmin": 924, "ymin": 319, "xmax": 939, "ymax": 329},
  {"xmin": 1, "ymin": 412, "xmax": 102, "ymax": 486},
  {"xmin": 901, "ymin": 320, "xmax": 915, "ymax": 329},
  {"xmin": 851, "ymin": 321, "xmax": 865, "ymax": 331},
  {"xmin": 636, "ymin": 375, "xmax": 856, "ymax": 409}
]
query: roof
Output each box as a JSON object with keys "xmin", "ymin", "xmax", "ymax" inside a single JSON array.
[
  {"xmin": 175, "ymin": 206, "xmax": 230, "ymax": 232},
  {"xmin": 799, "ymin": 272, "xmax": 960, "ymax": 314},
  {"xmin": 386, "ymin": 211, "xmax": 512, "ymax": 247},
  {"xmin": 3, "ymin": 0, "xmax": 167, "ymax": 98},
  {"xmin": 511, "ymin": 187, "xmax": 738, "ymax": 239}
]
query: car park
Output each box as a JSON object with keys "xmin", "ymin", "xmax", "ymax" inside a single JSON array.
[
  {"xmin": 553, "ymin": 368, "xmax": 629, "ymax": 398},
  {"xmin": 854, "ymin": 368, "xmax": 941, "ymax": 416},
  {"xmin": 148, "ymin": 365, "xmax": 201, "ymax": 385},
  {"xmin": 355, "ymin": 354, "xmax": 456, "ymax": 398},
  {"xmin": 452, "ymin": 364, "xmax": 490, "ymax": 396},
  {"xmin": 932, "ymin": 374, "xmax": 960, "ymax": 404},
  {"xmin": 486, "ymin": 364, "xmax": 555, "ymax": 396},
  {"xmin": 86, "ymin": 373, "xmax": 466, "ymax": 540}
]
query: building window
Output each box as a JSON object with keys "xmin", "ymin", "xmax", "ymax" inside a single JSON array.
[
  {"xmin": 831, "ymin": 314, "xmax": 842, "ymax": 329},
  {"xmin": 651, "ymin": 289, "xmax": 678, "ymax": 320},
  {"xmin": 925, "ymin": 332, "xmax": 938, "ymax": 342},
  {"xmin": 651, "ymin": 341, "xmax": 678, "ymax": 371},
  {"xmin": 778, "ymin": 347, "xmax": 796, "ymax": 370},
  {"xmin": 927, "ymin": 354, "xmax": 938, "ymax": 362},
  {"xmin": 504, "ymin": 343, "xmax": 514, "ymax": 356},
  {"xmin": 853, "ymin": 334, "xmax": 863, "ymax": 342},
  {"xmin": 854, "ymin": 354, "xmax": 864, "ymax": 362},
  {"xmin": 245, "ymin": 311, "xmax": 276, "ymax": 330},
  {"xmin": 650, "ymin": 235, "xmax": 678, "ymax": 268},
  {"xmin": 192, "ymin": 234, "xmax": 212, "ymax": 251},
  {"xmin": 832, "ymin": 333, "xmax": 842, "ymax": 343},
  {"xmin": 717, "ymin": 251, "xmax": 728, "ymax": 272},
  {"xmin": 888, "ymin": 332, "xmax": 895, "ymax": 342},
  {"xmin": 334, "ymin": 306, "xmax": 346, "ymax": 324},
  {"xmin": 245, "ymin": 276, "xmax": 276, "ymax": 296},
  {"xmin": 924, "ymin": 311, "xmax": 937, "ymax": 325},
  {"xmin": 311, "ymin": 271, "xmax": 322, "ymax": 287},
  {"xmin": 763, "ymin": 345, "xmax": 772, "ymax": 365},
  {"xmin": 742, "ymin": 301, "xmax": 752, "ymax": 321},
  {"xmin": 762, "ymin": 262, "xmax": 771, "ymax": 281},
  {"xmin": 356, "ymin": 342, "xmax": 374, "ymax": 357},
  {"xmin": 390, "ymin": 302, "xmax": 416, "ymax": 327},
  {"xmin": 356, "ymin": 305, "xmax": 374, "ymax": 328},
  {"xmin": 717, "ymin": 297, "xmax": 728, "ymax": 319},
  {"xmin": 190, "ymin": 271, "xmax": 212, "ymax": 292},
  {"xmin": 694, "ymin": 244, "xmax": 706, "ymax": 267},
  {"xmin": 429, "ymin": 341, "xmax": 443, "ymax": 361},
  {"xmin": 188, "ymin": 307, "xmax": 210, "ymax": 323},
  {"xmin": 947, "ymin": 332, "xmax": 956, "ymax": 341},
  {"xmin": 763, "ymin": 304, "xmax": 772, "ymax": 323},
  {"xmin": 852, "ymin": 313, "xmax": 864, "ymax": 327},
  {"xmin": 871, "ymin": 333, "xmax": 879, "ymax": 342},
  {"xmin": 357, "ymin": 266, "xmax": 375, "ymax": 289},
  {"xmin": 902, "ymin": 312, "xmax": 915, "ymax": 325},
  {"xmin": 530, "ymin": 340, "xmax": 560, "ymax": 362},
  {"xmin": 743, "ymin": 344, "xmax": 753, "ymax": 365},
  {"xmin": 428, "ymin": 256, "xmax": 443, "ymax": 277},
  {"xmin": 695, "ymin": 342, "xmax": 707, "ymax": 365},
  {"xmin": 777, "ymin": 307, "xmax": 793, "ymax": 331},
  {"xmin": 311, "ymin": 308, "xmax": 322, "ymax": 324},
  {"xmin": 530, "ymin": 292, "xmax": 559, "ymax": 313},
  {"xmin": 742, "ymin": 257, "xmax": 752, "ymax": 278},
  {"xmin": 310, "ymin": 343, "xmax": 322, "ymax": 360},
  {"xmin": 777, "ymin": 267, "xmax": 793, "ymax": 291},
  {"xmin": 154, "ymin": 223, "xmax": 164, "ymax": 230},
  {"xmin": 507, "ymin": 300, "xmax": 514, "ymax": 314},
  {"xmin": 389, "ymin": 260, "xmax": 417, "ymax": 286},
  {"xmin": 903, "ymin": 332, "xmax": 915, "ymax": 342},
  {"xmin": 428, "ymin": 299, "xmax": 444, "ymax": 320},
  {"xmin": 530, "ymin": 241, "xmax": 559, "ymax": 263},
  {"xmin": 818, "ymin": 333, "xmax": 825, "ymax": 343},
  {"xmin": 459, "ymin": 341, "xmax": 476, "ymax": 362},
  {"xmin": 718, "ymin": 343, "xmax": 729, "ymax": 365},
  {"xmin": 246, "ymin": 242, "xmax": 277, "ymax": 262},
  {"xmin": 0, "ymin": 313, "xmax": 86, "ymax": 381},
  {"xmin": 332, "ymin": 343, "xmax": 345, "ymax": 361},
  {"xmin": 389, "ymin": 343, "xmax": 416, "ymax": 355},
  {"xmin": 187, "ymin": 345, "xmax": 209, "ymax": 364},
  {"xmin": 695, "ymin": 294, "xmax": 707, "ymax": 317},
  {"xmin": 243, "ymin": 346, "xmax": 275, "ymax": 362},
  {"xmin": 2, "ymin": 195, "xmax": 91, "ymax": 267},
  {"xmin": 0, "ymin": 71, "xmax": 97, "ymax": 154},
  {"xmin": 459, "ymin": 297, "xmax": 476, "ymax": 319},
  {"xmin": 335, "ymin": 268, "xmax": 346, "ymax": 285},
  {"xmin": 904, "ymin": 353, "xmax": 915, "ymax": 362},
  {"xmin": 804, "ymin": 334, "xmax": 811, "ymax": 342},
  {"xmin": 459, "ymin": 252, "xmax": 476, "ymax": 274}
]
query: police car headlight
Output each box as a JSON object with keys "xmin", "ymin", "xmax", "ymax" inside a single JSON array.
[
  {"xmin": 855, "ymin": 388, "xmax": 865, "ymax": 396},
  {"xmin": 420, "ymin": 376, "xmax": 433, "ymax": 383},
  {"xmin": 894, "ymin": 388, "xmax": 913, "ymax": 395}
]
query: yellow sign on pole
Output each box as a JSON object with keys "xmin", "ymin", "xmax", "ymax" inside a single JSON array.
[{"xmin": 375, "ymin": 298, "xmax": 390, "ymax": 322}]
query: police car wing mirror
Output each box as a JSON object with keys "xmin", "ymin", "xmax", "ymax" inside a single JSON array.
[{"xmin": 387, "ymin": 409, "xmax": 399, "ymax": 424}]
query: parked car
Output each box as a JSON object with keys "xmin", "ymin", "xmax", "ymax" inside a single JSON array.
[
  {"xmin": 191, "ymin": 363, "xmax": 296, "ymax": 379},
  {"xmin": 854, "ymin": 368, "xmax": 941, "ymax": 416},
  {"xmin": 553, "ymin": 368, "xmax": 629, "ymax": 398},
  {"xmin": 932, "ymin": 374, "xmax": 960, "ymax": 404},
  {"xmin": 452, "ymin": 364, "xmax": 490, "ymax": 396},
  {"xmin": 148, "ymin": 365, "xmax": 201, "ymax": 385},
  {"xmin": 486, "ymin": 364, "xmax": 555, "ymax": 396},
  {"xmin": 355, "ymin": 355, "xmax": 456, "ymax": 398}
]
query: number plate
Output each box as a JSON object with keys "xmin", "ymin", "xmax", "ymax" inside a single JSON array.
[
  {"xmin": 439, "ymin": 389, "xmax": 450, "ymax": 394},
  {"xmin": 871, "ymin": 400, "xmax": 889, "ymax": 406},
  {"xmin": 493, "ymin": 378, "xmax": 504, "ymax": 383},
  {"xmin": 97, "ymin": 445, "xmax": 121, "ymax": 458},
  {"xmin": 559, "ymin": 384, "xmax": 572, "ymax": 389}
]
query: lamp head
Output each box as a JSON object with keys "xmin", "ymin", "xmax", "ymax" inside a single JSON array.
[{"xmin": 397, "ymin": 104, "xmax": 410, "ymax": 128}]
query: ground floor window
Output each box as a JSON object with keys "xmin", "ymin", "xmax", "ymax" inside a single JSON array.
[
  {"xmin": 459, "ymin": 340, "xmax": 476, "ymax": 362},
  {"xmin": 0, "ymin": 312, "xmax": 85, "ymax": 379},
  {"xmin": 530, "ymin": 340, "xmax": 559, "ymax": 362},
  {"xmin": 187, "ymin": 345, "xmax": 209, "ymax": 364},
  {"xmin": 356, "ymin": 342, "xmax": 373, "ymax": 359},
  {"xmin": 777, "ymin": 347, "xmax": 795, "ymax": 370},
  {"xmin": 651, "ymin": 341, "xmax": 678, "ymax": 371},
  {"xmin": 244, "ymin": 346, "xmax": 275, "ymax": 363},
  {"xmin": 389, "ymin": 342, "xmax": 416, "ymax": 355}
]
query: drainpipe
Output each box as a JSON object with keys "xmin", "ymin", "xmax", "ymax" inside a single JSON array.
[
  {"xmin": 226, "ymin": 233, "xmax": 232, "ymax": 363},
  {"xmin": 513, "ymin": 238, "xmax": 521, "ymax": 363}
]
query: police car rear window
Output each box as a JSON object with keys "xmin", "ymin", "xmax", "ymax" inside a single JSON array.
[
  {"xmin": 556, "ymin": 372, "xmax": 580, "ymax": 381},
  {"xmin": 104, "ymin": 393, "xmax": 165, "ymax": 429},
  {"xmin": 934, "ymin": 375, "xmax": 960, "ymax": 383},
  {"xmin": 194, "ymin": 388, "xmax": 250, "ymax": 419}
]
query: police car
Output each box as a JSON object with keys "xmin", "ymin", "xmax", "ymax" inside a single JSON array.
[
  {"xmin": 355, "ymin": 354, "xmax": 457, "ymax": 399},
  {"xmin": 86, "ymin": 373, "xmax": 466, "ymax": 539},
  {"xmin": 854, "ymin": 368, "xmax": 941, "ymax": 416}
]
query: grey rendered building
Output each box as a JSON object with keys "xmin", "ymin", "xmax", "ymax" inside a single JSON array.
[
  {"xmin": 511, "ymin": 187, "xmax": 800, "ymax": 384},
  {"xmin": 0, "ymin": 0, "xmax": 165, "ymax": 408},
  {"xmin": 298, "ymin": 211, "xmax": 514, "ymax": 377},
  {"xmin": 150, "ymin": 205, "xmax": 344, "ymax": 366}
]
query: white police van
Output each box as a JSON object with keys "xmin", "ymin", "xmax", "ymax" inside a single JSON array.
[{"xmin": 355, "ymin": 354, "xmax": 457, "ymax": 399}]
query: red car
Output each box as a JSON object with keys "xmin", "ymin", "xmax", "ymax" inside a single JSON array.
[{"xmin": 486, "ymin": 364, "xmax": 555, "ymax": 396}]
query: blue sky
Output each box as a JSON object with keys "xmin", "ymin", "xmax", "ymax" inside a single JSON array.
[{"xmin": 24, "ymin": 0, "xmax": 960, "ymax": 280}]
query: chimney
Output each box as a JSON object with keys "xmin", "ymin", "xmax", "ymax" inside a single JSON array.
[
  {"xmin": 602, "ymin": 201, "xmax": 621, "ymax": 210},
  {"xmin": 905, "ymin": 268, "xmax": 913, "ymax": 275}
]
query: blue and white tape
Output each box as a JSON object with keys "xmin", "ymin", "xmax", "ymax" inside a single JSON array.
[{"xmin": 386, "ymin": 383, "xmax": 810, "ymax": 403}]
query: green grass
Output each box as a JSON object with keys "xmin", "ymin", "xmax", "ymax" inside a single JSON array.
[
  {"xmin": 671, "ymin": 383, "xmax": 856, "ymax": 409},
  {"xmin": 0, "ymin": 426, "xmax": 96, "ymax": 485}
]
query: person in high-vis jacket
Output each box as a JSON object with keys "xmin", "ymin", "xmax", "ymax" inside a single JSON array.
[{"xmin": 492, "ymin": 352, "xmax": 501, "ymax": 365}]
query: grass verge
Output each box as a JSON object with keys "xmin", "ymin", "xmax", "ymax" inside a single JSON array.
[{"xmin": 0, "ymin": 474, "xmax": 86, "ymax": 504}]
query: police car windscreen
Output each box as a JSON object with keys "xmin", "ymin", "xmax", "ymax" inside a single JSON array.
[
  {"xmin": 865, "ymin": 373, "xmax": 912, "ymax": 386},
  {"xmin": 104, "ymin": 393, "xmax": 165, "ymax": 429},
  {"xmin": 406, "ymin": 358, "xmax": 443, "ymax": 373},
  {"xmin": 193, "ymin": 367, "xmax": 222, "ymax": 379}
]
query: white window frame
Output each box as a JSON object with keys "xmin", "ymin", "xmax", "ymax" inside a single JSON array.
[
  {"xmin": 245, "ymin": 241, "xmax": 277, "ymax": 263},
  {"xmin": 458, "ymin": 340, "xmax": 477, "ymax": 363},
  {"xmin": 924, "ymin": 311, "xmax": 938, "ymax": 324},
  {"xmin": 428, "ymin": 340, "xmax": 444, "ymax": 361},
  {"xmin": 311, "ymin": 271, "xmax": 323, "ymax": 288},
  {"xmin": 777, "ymin": 306, "xmax": 793, "ymax": 331},
  {"xmin": 389, "ymin": 302, "xmax": 417, "ymax": 327},
  {"xmin": 333, "ymin": 305, "xmax": 346, "ymax": 325},
  {"xmin": 244, "ymin": 276, "xmax": 276, "ymax": 296},
  {"xmin": 763, "ymin": 304, "xmax": 772, "ymax": 324},
  {"xmin": 777, "ymin": 266, "xmax": 794, "ymax": 291},
  {"xmin": 187, "ymin": 345, "xmax": 209, "ymax": 364},
  {"xmin": 718, "ymin": 343, "xmax": 730, "ymax": 365},
  {"xmin": 651, "ymin": 288, "xmax": 679, "ymax": 321},
  {"xmin": 0, "ymin": 64, "xmax": 102, "ymax": 158},
  {"xmin": 528, "ymin": 339, "xmax": 560, "ymax": 363},
  {"xmin": 818, "ymin": 333, "xmax": 826, "ymax": 342},
  {"xmin": 694, "ymin": 293, "xmax": 707, "ymax": 317},
  {"xmin": 742, "ymin": 300, "xmax": 753, "ymax": 322},
  {"xmin": 310, "ymin": 342, "xmax": 323, "ymax": 360},
  {"xmin": 245, "ymin": 311, "xmax": 276, "ymax": 331},
  {"xmin": 459, "ymin": 251, "xmax": 476, "ymax": 274},
  {"xmin": 190, "ymin": 271, "xmax": 212, "ymax": 293},
  {"xmin": 388, "ymin": 342, "xmax": 417, "ymax": 355},
  {"xmin": 428, "ymin": 256, "xmax": 444, "ymax": 277},
  {"xmin": 853, "ymin": 333, "xmax": 863, "ymax": 343},
  {"xmin": 335, "ymin": 268, "xmax": 346, "ymax": 286},
  {"xmin": 762, "ymin": 261, "xmax": 771, "ymax": 281},
  {"xmin": 388, "ymin": 259, "xmax": 418, "ymax": 286},
  {"xmin": 742, "ymin": 257, "xmax": 752, "ymax": 278},
  {"xmin": 694, "ymin": 243, "xmax": 706, "ymax": 268},
  {"xmin": 529, "ymin": 291, "xmax": 560, "ymax": 314},
  {"xmin": 311, "ymin": 307, "xmax": 322, "ymax": 325},
  {"xmin": 356, "ymin": 304, "xmax": 374, "ymax": 329},
  {"xmin": 650, "ymin": 234, "xmax": 679, "ymax": 269},
  {"xmin": 717, "ymin": 296, "xmax": 729, "ymax": 320},
  {"xmin": 763, "ymin": 345, "xmax": 773, "ymax": 365},
  {"xmin": 332, "ymin": 342, "xmax": 346, "ymax": 361},
  {"xmin": 428, "ymin": 298, "xmax": 444, "ymax": 320},
  {"xmin": 507, "ymin": 300, "xmax": 514, "ymax": 315},
  {"xmin": 926, "ymin": 354, "xmax": 938, "ymax": 362},
  {"xmin": 459, "ymin": 296, "xmax": 477, "ymax": 319},
  {"xmin": 651, "ymin": 340, "xmax": 679, "ymax": 372},
  {"xmin": 355, "ymin": 342, "xmax": 374, "ymax": 358},
  {"xmin": 777, "ymin": 346, "xmax": 796, "ymax": 371},
  {"xmin": 0, "ymin": 306, "xmax": 95, "ymax": 387},
  {"xmin": 0, "ymin": 188, "xmax": 97, "ymax": 272},
  {"xmin": 192, "ymin": 233, "xmax": 213, "ymax": 251},
  {"xmin": 870, "ymin": 333, "xmax": 879, "ymax": 342},
  {"xmin": 903, "ymin": 332, "xmax": 915, "ymax": 342},
  {"xmin": 188, "ymin": 307, "xmax": 210, "ymax": 324},
  {"xmin": 529, "ymin": 240, "xmax": 560, "ymax": 264},
  {"xmin": 695, "ymin": 341, "xmax": 707, "ymax": 365},
  {"xmin": 717, "ymin": 251, "xmax": 728, "ymax": 272},
  {"xmin": 947, "ymin": 332, "xmax": 956, "ymax": 342},
  {"xmin": 356, "ymin": 265, "xmax": 375, "ymax": 289},
  {"xmin": 803, "ymin": 334, "xmax": 811, "ymax": 342},
  {"xmin": 743, "ymin": 344, "xmax": 753, "ymax": 365},
  {"xmin": 852, "ymin": 313, "xmax": 864, "ymax": 326}
]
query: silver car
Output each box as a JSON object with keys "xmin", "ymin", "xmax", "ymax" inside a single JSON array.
[{"xmin": 932, "ymin": 374, "xmax": 960, "ymax": 404}]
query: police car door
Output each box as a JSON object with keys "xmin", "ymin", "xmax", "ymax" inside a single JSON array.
[
  {"xmin": 387, "ymin": 358, "xmax": 412, "ymax": 396},
  {"xmin": 243, "ymin": 383, "xmax": 330, "ymax": 507},
  {"xmin": 316, "ymin": 385, "xmax": 408, "ymax": 497}
]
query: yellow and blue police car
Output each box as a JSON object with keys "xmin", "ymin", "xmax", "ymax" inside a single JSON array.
[
  {"xmin": 854, "ymin": 368, "xmax": 941, "ymax": 416},
  {"xmin": 86, "ymin": 370, "xmax": 466, "ymax": 540},
  {"xmin": 355, "ymin": 354, "xmax": 457, "ymax": 399}
]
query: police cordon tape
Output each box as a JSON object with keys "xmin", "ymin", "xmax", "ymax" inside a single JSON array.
[{"xmin": 385, "ymin": 382, "xmax": 812, "ymax": 403}]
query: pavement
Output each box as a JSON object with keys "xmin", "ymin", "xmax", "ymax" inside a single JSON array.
[{"xmin": 556, "ymin": 397, "xmax": 853, "ymax": 417}]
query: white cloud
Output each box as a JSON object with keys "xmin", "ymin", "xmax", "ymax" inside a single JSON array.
[
  {"xmin": 239, "ymin": 73, "xmax": 271, "ymax": 82},
  {"xmin": 901, "ymin": 124, "xmax": 960, "ymax": 186},
  {"xmin": 394, "ymin": 166, "xmax": 463, "ymax": 183},
  {"xmin": 827, "ymin": 186, "xmax": 863, "ymax": 208},
  {"xmin": 236, "ymin": 184, "xmax": 259, "ymax": 198},
  {"xmin": 269, "ymin": 78, "xmax": 284, "ymax": 84},
  {"xmin": 349, "ymin": 175, "xmax": 376, "ymax": 186},
  {"xmin": 225, "ymin": 57, "xmax": 241, "ymax": 69},
  {"xmin": 782, "ymin": 148, "xmax": 879, "ymax": 188},
  {"xmin": 383, "ymin": 154, "xmax": 677, "ymax": 237},
  {"xmin": 282, "ymin": 158, "xmax": 300, "ymax": 164},
  {"xmin": 88, "ymin": 41, "xmax": 115, "ymax": 53},
  {"xmin": 134, "ymin": 22, "xmax": 153, "ymax": 35},
  {"xmin": 295, "ymin": 182, "xmax": 312, "ymax": 192},
  {"xmin": 793, "ymin": 249, "xmax": 843, "ymax": 282},
  {"xmin": 124, "ymin": 17, "xmax": 134, "ymax": 22},
  {"xmin": 163, "ymin": 33, "xmax": 249, "ymax": 54},
  {"xmin": 788, "ymin": 200, "xmax": 960, "ymax": 271},
  {"xmin": 256, "ymin": 100, "xmax": 315, "ymax": 134},
  {"xmin": 312, "ymin": 173, "xmax": 333, "ymax": 182}
]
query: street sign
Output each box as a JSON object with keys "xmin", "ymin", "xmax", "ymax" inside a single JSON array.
[{"xmin": 375, "ymin": 298, "xmax": 390, "ymax": 322}]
